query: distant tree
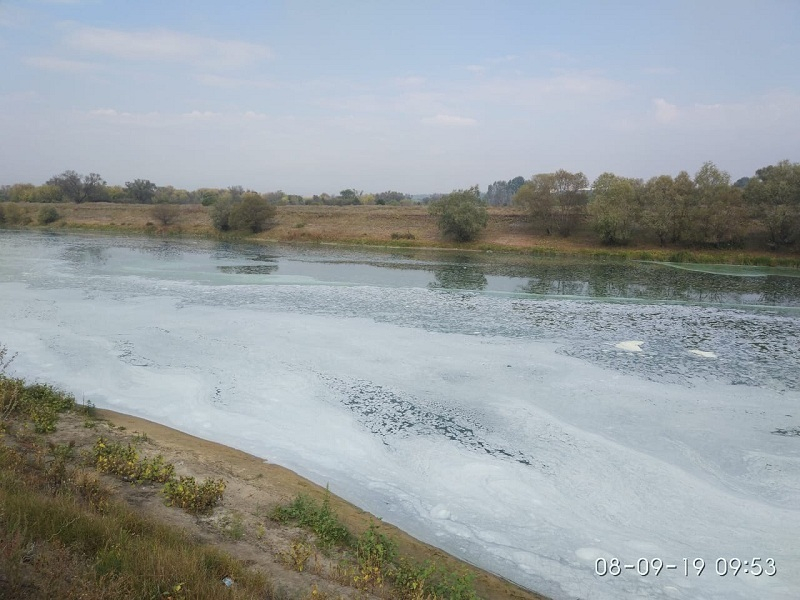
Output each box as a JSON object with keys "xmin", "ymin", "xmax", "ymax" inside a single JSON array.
[
  {"xmin": 733, "ymin": 177, "xmax": 751, "ymax": 189},
  {"xmin": 125, "ymin": 179, "xmax": 157, "ymax": 204},
  {"xmin": 34, "ymin": 184, "xmax": 64, "ymax": 203},
  {"xmin": 228, "ymin": 192, "xmax": 277, "ymax": 233},
  {"xmin": 228, "ymin": 186, "xmax": 245, "ymax": 203},
  {"xmin": 83, "ymin": 173, "xmax": 108, "ymax": 202},
  {"xmin": 374, "ymin": 191, "xmax": 409, "ymax": 205},
  {"xmin": 428, "ymin": 186, "xmax": 488, "ymax": 242},
  {"xmin": 338, "ymin": 189, "xmax": 362, "ymax": 205},
  {"xmin": 106, "ymin": 185, "xmax": 127, "ymax": 202},
  {"xmin": 47, "ymin": 170, "xmax": 84, "ymax": 203},
  {"xmin": 513, "ymin": 170, "xmax": 588, "ymax": 236},
  {"xmin": 744, "ymin": 160, "xmax": 800, "ymax": 247},
  {"xmin": 263, "ymin": 191, "xmax": 285, "ymax": 204},
  {"xmin": 508, "ymin": 176, "xmax": 526, "ymax": 195},
  {"xmin": 210, "ymin": 196, "xmax": 234, "ymax": 231},
  {"xmin": 686, "ymin": 162, "xmax": 747, "ymax": 247},
  {"xmin": 588, "ymin": 173, "xmax": 640, "ymax": 244},
  {"xmin": 641, "ymin": 172, "xmax": 693, "ymax": 245},
  {"xmin": 8, "ymin": 183, "xmax": 37, "ymax": 203},
  {"xmin": 486, "ymin": 181, "xmax": 510, "ymax": 206}
]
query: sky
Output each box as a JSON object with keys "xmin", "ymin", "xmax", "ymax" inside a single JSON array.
[{"xmin": 1, "ymin": 0, "xmax": 799, "ymax": 195}]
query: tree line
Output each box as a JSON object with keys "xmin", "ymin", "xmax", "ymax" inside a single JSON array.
[
  {"xmin": 2, "ymin": 160, "xmax": 798, "ymax": 249},
  {"xmin": 512, "ymin": 161, "xmax": 800, "ymax": 249}
]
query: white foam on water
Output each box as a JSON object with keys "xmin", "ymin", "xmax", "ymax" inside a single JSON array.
[
  {"xmin": 689, "ymin": 349, "xmax": 717, "ymax": 358},
  {"xmin": 1, "ymin": 234, "xmax": 798, "ymax": 600},
  {"xmin": 615, "ymin": 340, "xmax": 644, "ymax": 352}
]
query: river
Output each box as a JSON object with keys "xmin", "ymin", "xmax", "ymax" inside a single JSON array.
[{"xmin": 1, "ymin": 230, "xmax": 798, "ymax": 599}]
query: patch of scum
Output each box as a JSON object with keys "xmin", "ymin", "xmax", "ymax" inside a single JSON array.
[
  {"xmin": 10, "ymin": 234, "xmax": 800, "ymax": 392},
  {"xmin": 315, "ymin": 373, "xmax": 549, "ymax": 471}
]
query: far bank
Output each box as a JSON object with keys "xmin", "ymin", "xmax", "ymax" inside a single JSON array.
[{"xmin": 3, "ymin": 201, "xmax": 800, "ymax": 267}]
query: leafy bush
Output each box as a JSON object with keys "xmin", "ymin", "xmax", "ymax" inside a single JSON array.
[
  {"xmin": 163, "ymin": 476, "xmax": 226, "ymax": 514},
  {"xmin": 93, "ymin": 437, "xmax": 175, "ymax": 483},
  {"xmin": 38, "ymin": 205, "xmax": 61, "ymax": 225},
  {"xmin": 150, "ymin": 203, "xmax": 180, "ymax": 226},
  {"xmin": 271, "ymin": 489, "xmax": 352, "ymax": 548},
  {"xmin": 210, "ymin": 193, "xmax": 276, "ymax": 233},
  {"xmin": 428, "ymin": 187, "xmax": 488, "ymax": 242}
]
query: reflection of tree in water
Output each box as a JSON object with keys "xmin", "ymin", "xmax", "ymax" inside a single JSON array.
[
  {"xmin": 217, "ymin": 264, "xmax": 278, "ymax": 275},
  {"xmin": 62, "ymin": 244, "xmax": 108, "ymax": 265},
  {"xmin": 516, "ymin": 261, "xmax": 800, "ymax": 306},
  {"xmin": 428, "ymin": 257, "xmax": 488, "ymax": 291},
  {"xmin": 137, "ymin": 242, "xmax": 183, "ymax": 261}
]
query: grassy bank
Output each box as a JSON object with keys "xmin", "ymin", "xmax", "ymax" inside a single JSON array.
[
  {"xmin": 0, "ymin": 347, "xmax": 548, "ymax": 600},
  {"xmin": 4, "ymin": 201, "xmax": 800, "ymax": 267}
]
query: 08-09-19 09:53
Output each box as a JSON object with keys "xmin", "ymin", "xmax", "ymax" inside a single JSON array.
[{"xmin": 595, "ymin": 557, "xmax": 777, "ymax": 577}]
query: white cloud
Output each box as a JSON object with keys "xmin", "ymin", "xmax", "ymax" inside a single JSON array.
[
  {"xmin": 23, "ymin": 55, "xmax": 100, "ymax": 73},
  {"xmin": 66, "ymin": 26, "xmax": 272, "ymax": 69},
  {"xmin": 653, "ymin": 98, "xmax": 679, "ymax": 123},
  {"xmin": 421, "ymin": 114, "xmax": 477, "ymax": 127}
]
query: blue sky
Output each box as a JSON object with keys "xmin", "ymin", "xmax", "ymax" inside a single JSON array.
[{"xmin": 2, "ymin": 0, "xmax": 799, "ymax": 195}]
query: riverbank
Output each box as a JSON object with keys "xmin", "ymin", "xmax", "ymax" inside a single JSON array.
[
  {"xmin": 0, "ymin": 375, "xmax": 548, "ymax": 600},
  {"xmin": 5, "ymin": 201, "xmax": 800, "ymax": 267}
]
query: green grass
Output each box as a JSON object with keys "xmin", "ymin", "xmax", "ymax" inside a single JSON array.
[{"xmin": 271, "ymin": 491, "xmax": 482, "ymax": 599}]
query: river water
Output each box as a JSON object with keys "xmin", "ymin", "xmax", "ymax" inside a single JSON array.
[{"xmin": 1, "ymin": 230, "xmax": 798, "ymax": 599}]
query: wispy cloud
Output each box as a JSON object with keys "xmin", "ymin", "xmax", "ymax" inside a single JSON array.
[
  {"xmin": 421, "ymin": 114, "xmax": 477, "ymax": 127},
  {"xmin": 653, "ymin": 98, "xmax": 679, "ymax": 123},
  {"xmin": 23, "ymin": 55, "xmax": 100, "ymax": 73},
  {"xmin": 66, "ymin": 26, "xmax": 272, "ymax": 69}
]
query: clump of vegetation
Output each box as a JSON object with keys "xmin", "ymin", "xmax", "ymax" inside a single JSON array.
[
  {"xmin": 272, "ymin": 490, "xmax": 482, "ymax": 599},
  {"xmin": 428, "ymin": 186, "xmax": 488, "ymax": 242},
  {"xmin": 93, "ymin": 437, "xmax": 175, "ymax": 483},
  {"xmin": 211, "ymin": 192, "xmax": 276, "ymax": 233},
  {"xmin": 391, "ymin": 231, "xmax": 416, "ymax": 240},
  {"xmin": 150, "ymin": 202, "xmax": 180, "ymax": 226},
  {"xmin": 37, "ymin": 205, "xmax": 61, "ymax": 225},
  {"xmin": 163, "ymin": 475, "xmax": 226, "ymax": 515},
  {"xmin": 0, "ymin": 369, "xmax": 75, "ymax": 433},
  {"xmin": 271, "ymin": 489, "xmax": 352, "ymax": 548}
]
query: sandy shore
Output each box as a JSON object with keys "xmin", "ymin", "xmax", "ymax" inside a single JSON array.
[{"xmin": 88, "ymin": 408, "xmax": 549, "ymax": 600}]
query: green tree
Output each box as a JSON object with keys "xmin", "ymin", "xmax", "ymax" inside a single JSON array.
[
  {"xmin": 34, "ymin": 184, "xmax": 63, "ymax": 203},
  {"xmin": 125, "ymin": 179, "xmax": 157, "ymax": 204},
  {"xmin": 687, "ymin": 162, "xmax": 747, "ymax": 247},
  {"xmin": 588, "ymin": 173, "xmax": 640, "ymax": 244},
  {"xmin": 83, "ymin": 173, "xmax": 108, "ymax": 202},
  {"xmin": 428, "ymin": 186, "xmax": 488, "ymax": 242},
  {"xmin": 47, "ymin": 171, "xmax": 84, "ymax": 203},
  {"xmin": 210, "ymin": 196, "xmax": 234, "ymax": 231},
  {"xmin": 229, "ymin": 192, "xmax": 276, "ymax": 233},
  {"xmin": 513, "ymin": 170, "xmax": 588, "ymax": 236},
  {"xmin": 744, "ymin": 160, "xmax": 800, "ymax": 247},
  {"xmin": 641, "ymin": 172, "xmax": 693, "ymax": 245},
  {"xmin": 7, "ymin": 183, "xmax": 37, "ymax": 203}
]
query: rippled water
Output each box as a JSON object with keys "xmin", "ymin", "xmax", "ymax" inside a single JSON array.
[{"xmin": 1, "ymin": 230, "xmax": 799, "ymax": 600}]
